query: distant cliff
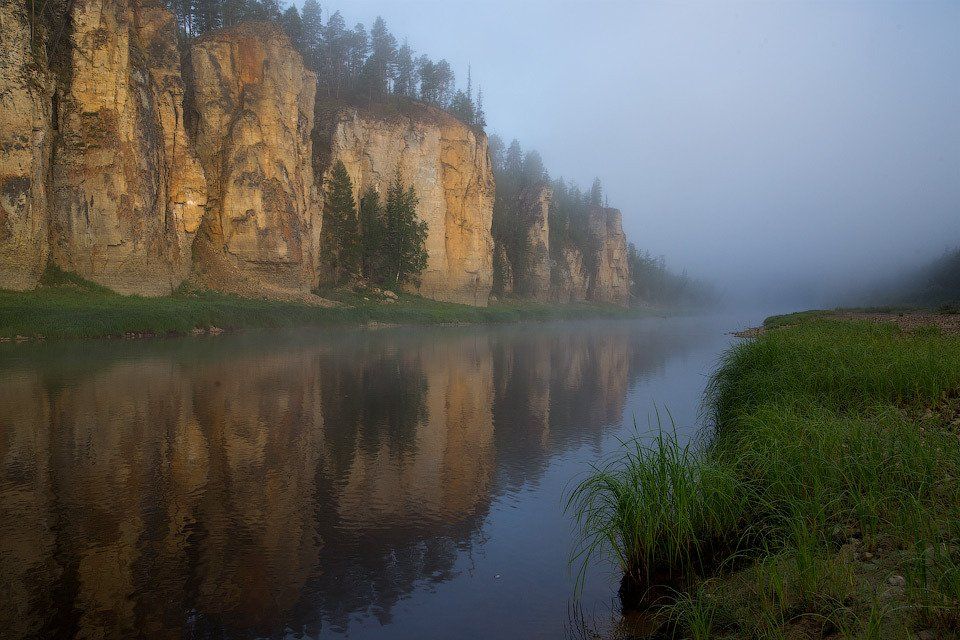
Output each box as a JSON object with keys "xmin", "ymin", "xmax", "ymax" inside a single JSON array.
[{"xmin": 492, "ymin": 192, "xmax": 631, "ymax": 307}]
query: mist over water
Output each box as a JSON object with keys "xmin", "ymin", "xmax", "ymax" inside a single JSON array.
[{"xmin": 0, "ymin": 315, "xmax": 759, "ymax": 639}]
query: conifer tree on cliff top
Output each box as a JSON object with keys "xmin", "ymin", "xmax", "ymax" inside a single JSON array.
[{"xmin": 323, "ymin": 161, "xmax": 361, "ymax": 283}]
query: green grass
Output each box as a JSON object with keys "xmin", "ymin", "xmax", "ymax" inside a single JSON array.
[
  {"xmin": 0, "ymin": 267, "xmax": 649, "ymax": 340},
  {"xmin": 570, "ymin": 315, "xmax": 960, "ymax": 638}
]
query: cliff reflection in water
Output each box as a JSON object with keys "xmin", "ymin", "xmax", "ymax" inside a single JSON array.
[{"xmin": 0, "ymin": 321, "xmax": 707, "ymax": 639}]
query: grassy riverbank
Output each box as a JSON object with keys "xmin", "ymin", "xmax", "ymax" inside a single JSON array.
[
  {"xmin": 0, "ymin": 269, "xmax": 648, "ymax": 341},
  {"xmin": 571, "ymin": 311, "xmax": 960, "ymax": 639}
]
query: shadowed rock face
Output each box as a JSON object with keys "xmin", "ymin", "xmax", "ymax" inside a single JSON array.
[
  {"xmin": 49, "ymin": 0, "xmax": 206, "ymax": 296},
  {"xmin": 0, "ymin": 2, "xmax": 52, "ymax": 290},
  {"xmin": 514, "ymin": 184, "xmax": 552, "ymax": 300},
  {"xmin": 553, "ymin": 245, "xmax": 589, "ymax": 303},
  {"xmin": 324, "ymin": 107, "xmax": 494, "ymax": 305},
  {"xmin": 588, "ymin": 206, "xmax": 630, "ymax": 306},
  {"xmin": 191, "ymin": 23, "xmax": 322, "ymax": 295}
]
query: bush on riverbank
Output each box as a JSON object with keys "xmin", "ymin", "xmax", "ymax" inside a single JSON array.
[
  {"xmin": 0, "ymin": 267, "xmax": 647, "ymax": 341},
  {"xmin": 571, "ymin": 313, "xmax": 960, "ymax": 638}
]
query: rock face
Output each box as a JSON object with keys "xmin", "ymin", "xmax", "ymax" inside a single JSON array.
[
  {"xmin": 513, "ymin": 184, "xmax": 552, "ymax": 300},
  {"xmin": 324, "ymin": 106, "xmax": 494, "ymax": 305},
  {"xmin": 587, "ymin": 206, "xmax": 630, "ymax": 306},
  {"xmin": 49, "ymin": 0, "xmax": 206, "ymax": 295},
  {"xmin": 191, "ymin": 23, "xmax": 321, "ymax": 295},
  {"xmin": 0, "ymin": 2, "xmax": 52, "ymax": 290},
  {"xmin": 552, "ymin": 246, "xmax": 589, "ymax": 302}
]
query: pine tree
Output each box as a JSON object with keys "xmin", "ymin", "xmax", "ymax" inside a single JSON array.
[
  {"xmin": 394, "ymin": 41, "xmax": 415, "ymax": 98},
  {"xmin": 346, "ymin": 23, "xmax": 368, "ymax": 95},
  {"xmin": 448, "ymin": 90, "xmax": 474, "ymax": 125},
  {"xmin": 381, "ymin": 173, "xmax": 427, "ymax": 288},
  {"xmin": 323, "ymin": 161, "xmax": 361, "ymax": 283},
  {"xmin": 466, "ymin": 65, "xmax": 472, "ymax": 104},
  {"xmin": 193, "ymin": 0, "xmax": 221, "ymax": 35},
  {"xmin": 364, "ymin": 16, "xmax": 397, "ymax": 98},
  {"xmin": 488, "ymin": 134, "xmax": 505, "ymax": 173},
  {"xmin": 280, "ymin": 5, "xmax": 303, "ymax": 52},
  {"xmin": 221, "ymin": 0, "xmax": 246, "ymax": 27},
  {"xmin": 504, "ymin": 139, "xmax": 523, "ymax": 175},
  {"xmin": 589, "ymin": 177, "xmax": 603, "ymax": 206},
  {"xmin": 358, "ymin": 188, "xmax": 385, "ymax": 281},
  {"xmin": 433, "ymin": 59, "xmax": 455, "ymax": 107},
  {"xmin": 321, "ymin": 11, "xmax": 348, "ymax": 97},
  {"xmin": 475, "ymin": 87, "xmax": 486, "ymax": 128},
  {"xmin": 299, "ymin": 0, "xmax": 322, "ymax": 67}
]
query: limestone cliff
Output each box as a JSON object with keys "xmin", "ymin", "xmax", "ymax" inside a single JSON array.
[
  {"xmin": 513, "ymin": 184, "xmax": 552, "ymax": 300},
  {"xmin": 191, "ymin": 23, "xmax": 322, "ymax": 295},
  {"xmin": 0, "ymin": 2, "xmax": 52, "ymax": 291},
  {"xmin": 49, "ymin": 0, "xmax": 206, "ymax": 295},
  {"xmin": 587, "ymin": 206, "xmax": 630, "ymax": 306},
  {"xmin": 322, "ymin": 106, "xmax": 494, "ymax": 305}
]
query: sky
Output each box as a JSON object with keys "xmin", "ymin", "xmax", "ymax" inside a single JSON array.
[{"xmin": 300, "ymin": 0, "xmax": 960, "ymax": 303}]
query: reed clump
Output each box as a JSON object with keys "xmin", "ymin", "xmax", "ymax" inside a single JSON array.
[{"xmin": 570, "ymin": 314, "xmax": 960, "ymax": 638}]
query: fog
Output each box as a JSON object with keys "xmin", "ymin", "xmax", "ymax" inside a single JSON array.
[{"xmin": 306, "ymin": 0, "xmax": 959, "ymax": 307}]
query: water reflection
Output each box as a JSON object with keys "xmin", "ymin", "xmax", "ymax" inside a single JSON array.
[{"xmin": 0, "ymin": 320, "xmax": 715, "ymax": 639}]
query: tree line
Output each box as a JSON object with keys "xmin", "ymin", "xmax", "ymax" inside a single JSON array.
[
  {"xmin": 164, "ymin": 0, "xmax": 486, "ymax": 128},
  {"xmin": 866, "ymin": 246, "xmax": 960, "ymax": 308},
  {"xmin": 626, "ymin": 245, "xmax": 717, "ymax": 309}
]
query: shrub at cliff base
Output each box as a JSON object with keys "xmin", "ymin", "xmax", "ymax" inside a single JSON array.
[{"xmin": 570, "ymin": 314, "xmax": 960, "ymax": 638}]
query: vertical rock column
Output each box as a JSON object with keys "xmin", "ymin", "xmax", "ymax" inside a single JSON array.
[
  {"xmin": 514, "ymin": 184, "xmax": 552, "ymax": 300},
  {"xmin": 49, "ymin": 0, "xmax": 206, "ymax": 295},
  {"xmin": 0, "ymin": 2, "xmax": 52, "ymax": 290},
  {"xmin": 191, "ymin": 23, "xmax": 322, "ymax": 295},
  {"xmin": 587, "ymin": 206, "xmax": 631, "ymax": 306}
]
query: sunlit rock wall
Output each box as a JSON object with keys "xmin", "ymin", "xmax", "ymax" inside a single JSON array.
[
  {"xmin": 191, "ymin": 23, "xmax": 322, "ymax": 295},
  {"xmin": 323, "ymin": 106, "xmax": 494, "ymax": 305},
  {"xmin": 49, "ymin": 0, "xmax": 206, "ymax": 295},
  {"xmin": 552, "ymin": 246, "xmax": 589, "ymax": 302}
]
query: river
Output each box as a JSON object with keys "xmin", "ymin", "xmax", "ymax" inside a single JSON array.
[{"xmin": 0, "ymin": 313, "xmax": 768, "ymax": 639}]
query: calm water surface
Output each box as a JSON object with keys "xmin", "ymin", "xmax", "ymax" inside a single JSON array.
[{"xmin": 0, "ymin": 313, "xmax": 767, "ymax": 639}]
